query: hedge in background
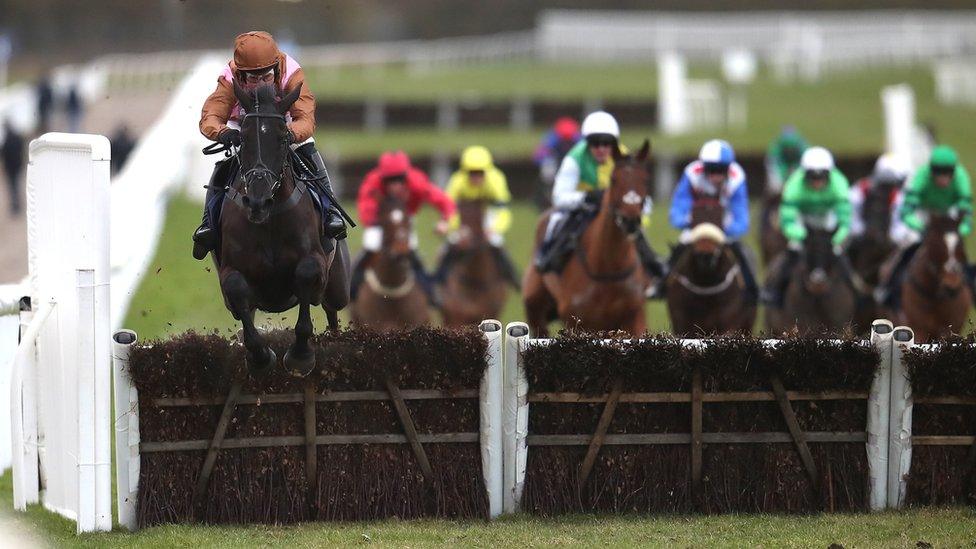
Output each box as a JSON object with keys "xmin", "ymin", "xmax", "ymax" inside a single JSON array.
[
  {"xmin": 129, "ymin": 327, "xmax": 488, "ymax": 526},
  {"xmin": 521, "ymin": 333, "xmax": 879, "ymax": 515}
]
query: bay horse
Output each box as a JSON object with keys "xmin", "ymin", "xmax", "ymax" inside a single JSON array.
[
  {"xmin": 523, "ymin": 140, "xmax": 651, "ymax": 337},
  {"xmin": 765, "ymin": 226, "xmax": 855, "ymax": 336},
  {"xmin": 438, "ymin": 200, "xmax": 508, "ymax": 327},
  {"xmin": 846, "ymin": 184, "xmax": 897, "ymax": 333},
  {"xmin": 894, "ymin": 213, "xmax": 971, "ymax": 342},
  {"xmin": 218, "ymin": 82, "xmax": 350, "ymax": 377},
  {"xmin": 665, "ymin": 202, "xmax": 756, "ymax": 336},
  {"xmin": 349, "ymin": 193, "xmax": 431, "ymax": 330}
]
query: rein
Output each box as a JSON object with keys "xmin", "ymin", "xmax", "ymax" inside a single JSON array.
[
  {"xmin": 675, "ymin": 263, "xmax": 741, "ymax": 296},
  {"xmin": 364, "ymin": 267, "xmax": 416, "ymax": 298}
]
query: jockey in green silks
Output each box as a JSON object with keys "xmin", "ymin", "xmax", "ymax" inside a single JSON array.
[
  {"xmin": 876, "ymin": 145, "xmax": 974, "ymax": 308},
  {"xmin": 762, "ymin": 146, "xmax": 861, "ymax": 308}
]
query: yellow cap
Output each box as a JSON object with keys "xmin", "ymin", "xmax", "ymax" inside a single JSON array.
[{"xmin": 460, "ymin": 146, "xmax": 493, "ymax": 172}]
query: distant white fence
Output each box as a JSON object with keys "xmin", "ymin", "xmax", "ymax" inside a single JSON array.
[
  {"xmin": 934, "ymin": 58, "xmax": 976, "ymax": 107},
  {"xmin": 11, "ymin": 134, "xmax": 111, "ymax": 532},
  {"xmin": 538, "ymin": 10, "xmax": 976, "ymax": 80}
]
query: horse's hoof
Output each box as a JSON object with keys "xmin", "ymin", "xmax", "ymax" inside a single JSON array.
[
  {"xmin": 284, "ymin": 347, "xmax": 316, "ymax": 378},
  {"xmin": 247, "ymin": 347, "xmax": 277, "ymax": 378}
]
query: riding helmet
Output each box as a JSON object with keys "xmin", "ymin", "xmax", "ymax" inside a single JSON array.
[{"xmin": 581, "ymin": 111, "xmax": 620, "ymax": 139}]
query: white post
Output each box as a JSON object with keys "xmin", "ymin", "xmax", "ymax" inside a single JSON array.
[
  {"xmin": 888, "ymin": 325, "xmax": 914, "ymax": 508},
  {"xmin": 112, "ymin": 329, "xmax": 139, "ymax": 531},
  {"xmin": 867, "ymin": 319, "xmax": 893, "ymax": 511},
  {"xmin": 11, "ymin": 299, "xmax": 54, "ymax": 510},
  {"xmin": 658, "ymin": 52, "xmax": 689, "ymax": 136},
  {"xmin": 502, "ymin": 322, "xmax": 529, "ymax": 514},
  {"xmin": 478, "ymin": 320, "xmax": 504, "ymax": 519},
  {"xmin": 882, "ymin": 85, "xmax": 916, "ymax": 166},
  {"xmin": 15, "ymin": 133, "xmax": 112, "ymax": 532}
]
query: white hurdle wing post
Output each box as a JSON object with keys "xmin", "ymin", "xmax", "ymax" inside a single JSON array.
[
  {"xmin": 112, "ymin": 329, "xmax": 139, "ymax": 530},
  {"xmin": 478, "ymin": 320, "xmax": 504, "ymax": 519},
  {"xmin": 16, "ymin": 133, "xmax": 112, "ymax": 532},
  {"xmin": 888, "ymin": 326, "xmax": 915, "ymax": 508},
  {"xmin": 867, "ymin": 319, "xmax": 893, "ymax": 511},
  {"xmin": 503, "ymin": 322, "xmax": 530, "ymax": 514}
]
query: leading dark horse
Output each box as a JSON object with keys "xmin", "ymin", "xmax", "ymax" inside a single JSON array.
[
  {"xmin": 215, "ymin": 82, "xmax": 350, "ymax": 377},
  {"xmin": 846, "ymin": 184, "xmax": 896, "ymax": 333}
]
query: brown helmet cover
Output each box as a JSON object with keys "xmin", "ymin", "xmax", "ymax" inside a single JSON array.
[{"xmin": 233, "ymin": 31, "xmax": 280, "ymax": 74}]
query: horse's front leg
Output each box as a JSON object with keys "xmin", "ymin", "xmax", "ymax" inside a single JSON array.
[
  {"xmin": 285, "ymin": 255, "xmax": 326, "ymax": 377},
  {"xmin": 221, "ymin": 268, "xmax": 276, "ymax": 376}
]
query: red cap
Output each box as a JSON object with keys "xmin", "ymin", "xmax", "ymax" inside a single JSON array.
[
  {"xmin": 554, "ymin": 117, "xmax": 580, "ymax": 141},
  {"xmin": 378, "ymin": 150, "xmax": 411, "ymax": 179}
]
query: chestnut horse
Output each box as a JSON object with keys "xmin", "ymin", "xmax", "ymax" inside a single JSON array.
[
  {"xmin": 894, "ymin": 214, "xmax": 971, "ymax": 342},
  {"xmin": 438, "ymin": 200, "xmax": 508, "ymax": 327},
  {"xmin": 766, "ymin": 226, "xmax": 856, "ymax": 335},
  {"xmin": 350, "ymin": 194, "xmax": 430, "ymax": 330},
  {"xmin": 523, "ymin": 140, "xmax": 651, "ymax": 337},
  {"xmin": 217, "ymin": 83, "xmax": 350, "ymax": 377},
  {"xmin": 846, "ymin": 184, "xmax": 896, "ymax": 333},
  {"xmin": 666, "ymin": 202, "xmax": 756, "ymax": 336}
]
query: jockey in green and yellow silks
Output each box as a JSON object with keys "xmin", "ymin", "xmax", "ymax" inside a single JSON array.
[
  {"xmin": 434, "ymin": 146, "xmax": 521, "ymax": 288},
  {"xmin": 535, "ymin": 111, "xmax": 665, "ymax": 294}
]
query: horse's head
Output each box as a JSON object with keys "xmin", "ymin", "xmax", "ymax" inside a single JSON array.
[
  {"xmin": 378, "ymin": 195, "xmax": 413, "ymax": 259},
  {"xmin": 922, "ymin": 213, "xmax": 967, "ymax": 293},
  {"xmin": 863, "ymin": 184, "xmax": 896, "ymax": 242},
  {"xmin": 688, "ymin": 222, "xmax": 727, "ymax": 272},
  {"xmin": 232, "ymin": 81, "xmax": 302, "ymax": 224},
  {"xmin": 452, "ymin": 199, "xmax": 487, "ymax": 251},
  {"xmin": 608, "ymin": 139, "xmax": 651, "ymax": 238},
  {"xmin": 801, "ymin": 226, "xmax": 839, "ymax": 295}
]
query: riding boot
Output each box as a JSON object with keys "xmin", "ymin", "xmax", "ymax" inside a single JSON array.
[
  {"xmin": 349, "ymin": 251, "xmax": 372, "ymax": 300},
  {"xmin": 535, "ymin": 213, "xmax": 575, "ymax": 273},
  {"xmin": 294, "ymin": 142, "xmax": 348, "ymax": 240},
  {"xmin": 491, "ymin": 244, "xmax": 523, "ymax": 290},
  {"xmin": 634, "ymin": 232, "xmax": 667, "ymax": 300},
  {"xmin": 875, "ymin": 243, "xmax": 920, "ymax": 309},
  {"xmin": 762, "ymin": 248, "xmax": 800, "ymax": 308},
  {"xmin": 192, "ymin": 159, "xmax": 232, "ymax": 260},
  {"xmin": 729, "ymin": 241, "xmax": 759, "ymax": 304},
  {"xmin": 408, "ymin": 250, "xmax": 439, "ymax": 307}
]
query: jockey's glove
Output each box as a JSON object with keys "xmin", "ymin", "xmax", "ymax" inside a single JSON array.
[
  {"xmin": 218, "ymin": 128, "xmax": 242, "ymax": 147},
  {"xmin": 582, "ymin": 191, "xmax": 602, "ymax": 209}
]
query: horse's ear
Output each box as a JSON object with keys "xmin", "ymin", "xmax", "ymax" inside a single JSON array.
[
  {"xmin": 636, "ymin": 139, "xmax": 651, "ymax": 162},
  {"xmin": 233, "ymin": 80, "xmax": 254, "ymax": 113},
  {"xmin": 278, "ymin": 83, "xmax": 303, "ymax": 114}
]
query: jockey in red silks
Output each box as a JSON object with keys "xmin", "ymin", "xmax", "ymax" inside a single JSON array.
[
  {"xmin": 351, "ymin": 150, "xmax": 456, "ymax": 301},
  {"xmin": 191, "ymin": 30, "xmax": 347, "ymax": 260}
]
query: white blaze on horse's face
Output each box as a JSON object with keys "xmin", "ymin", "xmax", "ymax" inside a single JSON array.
[
  {"xmin": 622, "ymin": 190, "xmax": 643, "ymax": 206},
  {"xmin": 944, "ymin": 232, "xmax": 961, "ymax": 272},
  {"xmin": 391, "ymin": 209, "xmax": 405, "ymax": 224}
]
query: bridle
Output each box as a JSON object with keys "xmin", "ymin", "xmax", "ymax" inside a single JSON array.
[{"xmin": 238, "ymin": 110, "xmax": 291, "ymax": 198}]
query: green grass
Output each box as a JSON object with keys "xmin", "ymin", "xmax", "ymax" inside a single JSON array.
[
  {"xmin": 3, "ymin": 464, "xmax": 974, "ymax": 549},
  {"xmin": 311, "ymin": 63, "xmax": 976, "ymax": 170}
]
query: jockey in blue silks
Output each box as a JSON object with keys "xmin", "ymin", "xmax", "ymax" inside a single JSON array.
[{"xmin": 665, "ymin": 139, "xmax": 758, "ymax": 303}]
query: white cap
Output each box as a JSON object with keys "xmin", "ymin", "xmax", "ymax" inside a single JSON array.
[
  {"xmin": 873, "ymin": 153, "xmax": 910, "ymax": 184},
  {"xmin": 800, "ymin": 146, "xmax": 834, "ymax": 171},
  {"xmin": 581, "ymin": 111, "xmax": 620, "ymax": 138}
]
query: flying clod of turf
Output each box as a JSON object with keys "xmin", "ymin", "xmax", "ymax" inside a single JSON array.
[
  {"xmin": 903, "ymin": 335, "xmax": 976, "ymax": 506},
  {"xmin": 128, "ymin": 328, "xmax": 488, "ymax": 526},
  {"xmin": 521, "ymin": 331, "xmax": 879, "ymax": 515}
]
